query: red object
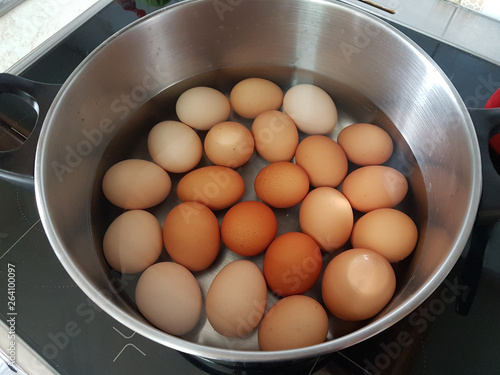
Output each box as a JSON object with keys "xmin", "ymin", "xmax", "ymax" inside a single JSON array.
[
  {"xmin": 485, "ymin": 87, "xmax": 500, "ymax": 109},
  {"xmin": 115, "ymin": 0, "xmax": 146, "ymax": 17}
]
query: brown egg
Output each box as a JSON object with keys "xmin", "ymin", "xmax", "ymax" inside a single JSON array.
[
  {"xmin": 254, "ymin": 161, "xmax": 310, "ymax": 208},
  {"xmin": 258, "ymin": 295, "xmax": 329, "ymax": 351},
  {"xmin": 299, "ymin": 187, "xmax": 353, "ymax": 252},
  {"xmin": 135, "ymin": 262, "xmax": 202, "ymax": 336},
  {"xmin": 337, "ymin": 123, "xmax": 394, "ymax": 166},
  {"xmin": 176, "ymin": 166, "xmax": 245, "ymax": 210},
  {"xmin": 102, "ymin": 159, "xmax": 171, "ymax": 210},
  {"xmin": 204, "ymin": 121, "xmax": 255, "ymax": 168},
  {"xmin": 206, "ymin": 260, "xmax": 267, "ymax": 338},
  {"xmin": 295, "ymin": 135, "xmax": 348, "ymax": 187},
  {"xmin": 163, "ymin": 202, "xmax": 220, "ymax": 271},
  {"xmin": 263, "ymin": 232, "xmax": 322, "ymax": 296},
  {"xmin": 341, "ymin": 165, "xmax": 408, "ymax": 212},
  {"xmin": 322, "ymin": 248, "xmax": 396, "ymax": 321},
  {"xmin": 251, "ymin": 110, "xmax": 299, "ymax": 162},
  {"xmin": 221, "ymin": 201, "xmax": 277, "ymax": 257},
  {"xmin": 351, "ymin": 208, "xmax": 418, "ymax": 263},
  {"xmin": 103, "ymin": 210, "xmax": 163, "ymax": 274},
  {"xmin": 230, "ymin": 78, "xmax": 284, "ymax": 119}
]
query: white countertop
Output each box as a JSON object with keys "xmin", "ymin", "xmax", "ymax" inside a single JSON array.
[{"xmin": 0, "ymin": 0, "xmax": 112, "ymax": 74}]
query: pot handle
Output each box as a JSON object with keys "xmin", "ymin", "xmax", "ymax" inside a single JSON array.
[
  {"xmin": 0, "ymin": 73, "xmax": 61, "ymax": 187},
  {"xmin": 456, "ymin": 107, "xmax": 500, "ymax": 316}
]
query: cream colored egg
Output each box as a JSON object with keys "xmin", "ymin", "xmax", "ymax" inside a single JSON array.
[
  {"xmin": 251, "ymin": 110, "xmax": 299, "ymax": 162},
  {"xmin": 102, "ymin": 159, "xmax": 171, "ymax": 209},
  {"xmin": 283, "ymin": 84, "xmax": 337, "ymax": 135},
  {"xmin": 148, "ymin": 120, "xmax": 203, "ymax": 173},
  {"xmin": 135, "ymin": 262, "xmax": 202, "ymax": 336},
  {"xmin": 103, "ymin": 210, "xmax": 163, "ymax": 274},
  {"xmin": 299, "ymin": 187, "xmax": 353, "ymax": 252},
  {"xmin": 176, "ymin": 86, "xmax": 231, "ymax": 130},
  {"xmin": 295, "ymin": 135, "xmax": 348, "ymax": 187},
  {"xmin": 230, "ymin": 78, "xmax": 284, "ymax": 119},
  {"xmin": 206, "ymin": 260, "xmax": 267, "ymax": 338}
]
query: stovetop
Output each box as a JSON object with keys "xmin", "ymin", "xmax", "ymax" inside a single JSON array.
[{"xmin": 1, "ymin": 1, "xmax": 500, "ymax": 374}]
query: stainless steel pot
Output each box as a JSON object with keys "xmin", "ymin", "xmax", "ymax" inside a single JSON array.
[{"xmin": 30, "ymin": 0, "xmax": 481, "ymax": 365}]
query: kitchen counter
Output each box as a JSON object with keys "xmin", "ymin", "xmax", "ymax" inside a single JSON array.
[{"xmin": 0, "ymin": 0, "xmax": 112, "ymax": 74}]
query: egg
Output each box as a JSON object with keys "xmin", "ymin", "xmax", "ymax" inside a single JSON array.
[
  {"xmin": 299, "ymin": 187, "xmax": 353, "ymax": 252},
  {"xmin": 230, "ymin": 78, "xmax": 284, "ymax": 119},
  {"xmin": 294, "ymin": 135, "xmax": 348, "ymax": 188},
  {"xmin": 206, "ymin": 260, "xmax": 267, "ymax": 338},
  {"xmin": 251, "ymin": 110, "xmax": 299, "ymax": 162},
  {"xmin": 176, "ymin": 165, "xmax": 245, "ymax": 211},
  {"xmin": 283, "ymin": 83, "xmax": 337, "ymax": 135},
  {"xmin": 322, "ymin": 248, "xmax": 396, "ymax": 321},
  {"xmin": 175, "ymin": 86, "xmax": 231, "ymax": 130},
  {"xmin": 163, "ymin": 201, "xmax": 220, "ymax": 271},
  {"xmin": 258, "ymin": 295, "xmax": 329, "ymax": 351},
  {"xmin": 351, "ymin": 208, "xmax": 418, "ymax": 263},
  {"xmin": 341, "ymin": 165, "xmax": 408, "ymax": 212},
  {"xmin": 103, "ymin": 210, "xmax": 163, "ymax": 274},
  {"xmin": 102, "ymin": 159, "xmax": 171, "ymax": 209},
  {"xmin": 221, "ymin": 201, "xmax": 277, "ymax": 257},
  {"xmin": 204, "ymin": 121, "xmax": 255, "ymax": 168},
  {"xmin": 254, "ymin": 161, "xmax": 310, "ymax": 208},
  {"xmin": 263, "ymin": 232, "xmax": 322, "ymax": 296},
  {"xmin": 337, "ymin": 123, "xmax": 394, "ymax": 165},
  {"xmin": 135, "ymin": 262, "xmax": 202, "ymax": 336},
  {"xmin": 148, "ymin": 120, "xmax": 203, "ymax": 173}
]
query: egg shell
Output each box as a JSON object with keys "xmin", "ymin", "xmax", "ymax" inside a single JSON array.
[
  {"xmin": 102, "ymin": 159, "xmax": 171, "ymax": 210},
  {"xmin": 148, "ymin": 120, "xmax": 203, "ymax": 173},
  {"xmin": 263, "ymin": 232, "xmax": 322, "ymax": 296},
  {"xmin": 299, "ymin": 187, "xmax": 353, "ymax": 252},
  {"xmin": 351, "ymin": 208, "xmax": 418, "ymax": 263},
  {"xmin": 251, "ymin": 110, "xmax": 299, "ymax": 162},
  {"xmin": 204, "ymin": 121, "xmax": 255, "ymax": 168},
  {"xmin": 322, "ymin": 248, "xmax": 396, "ymax": 321},
  {"xmin": 206, "ymin": 260, "xmax": 267, "ymax": 338},
  {"xmin": 230, "ymin": 78, "xmax": 284, "ymax": 119},
  {"xmin": 254, "ymin": 161, "xmax": 310, "ymax": 208},
  {"xmin": 294, "ymin": 135, "xmax": 348, "ymax": 188},
  {"xmin": 221, "ymin": 201, "xmax": 278, "ymax": 257},
  {"xmin": 337, "ymin": 123, "xmax": 394, "ymax": 166},
  {"xmin": 341, "ymin": 165, "xmax": 408, "ymax": 212},
  {"xmin": 176, "ymin": 86, "xmax": 231, "ymax": 130},
  {"xmin": 258, "ymin": 295, "xmax": 329, "ymax": 351},
  {"xmin": 103, "ymin": 210, "xmax": 163, "ymax": 274},
  {"xmin": 135, "ymin": 262, "xmax": 202, "ymax": 336},
  {"xmin": 283, "ymin": 84, "xmax": 337, "ymax": 135},
  {"xmin": 177, "ymin": 166, "xmax": 245, "ymax": 211},
  {"xmin": 163, "ymin": 202, "xmax": 220, "ymax": 272}
]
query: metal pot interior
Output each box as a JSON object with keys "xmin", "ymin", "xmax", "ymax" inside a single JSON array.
[{"xmin": 35, "ymin": 0, "xmax": 481, "ymax": 363}]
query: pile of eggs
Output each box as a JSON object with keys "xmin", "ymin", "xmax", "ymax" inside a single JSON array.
[{"xmin": 101, "ymin": 78, "xmax": 418, "ymax": 351}]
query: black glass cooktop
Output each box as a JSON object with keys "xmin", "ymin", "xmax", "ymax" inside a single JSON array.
[{"xmin": 1, "ymin": 1, "xmax": 500, "ymax": 374}]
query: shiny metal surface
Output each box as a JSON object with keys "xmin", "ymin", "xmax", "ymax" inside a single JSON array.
[{"xmin": 34, "ymin": 0, "xmax": 481, "ymax": 364}]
